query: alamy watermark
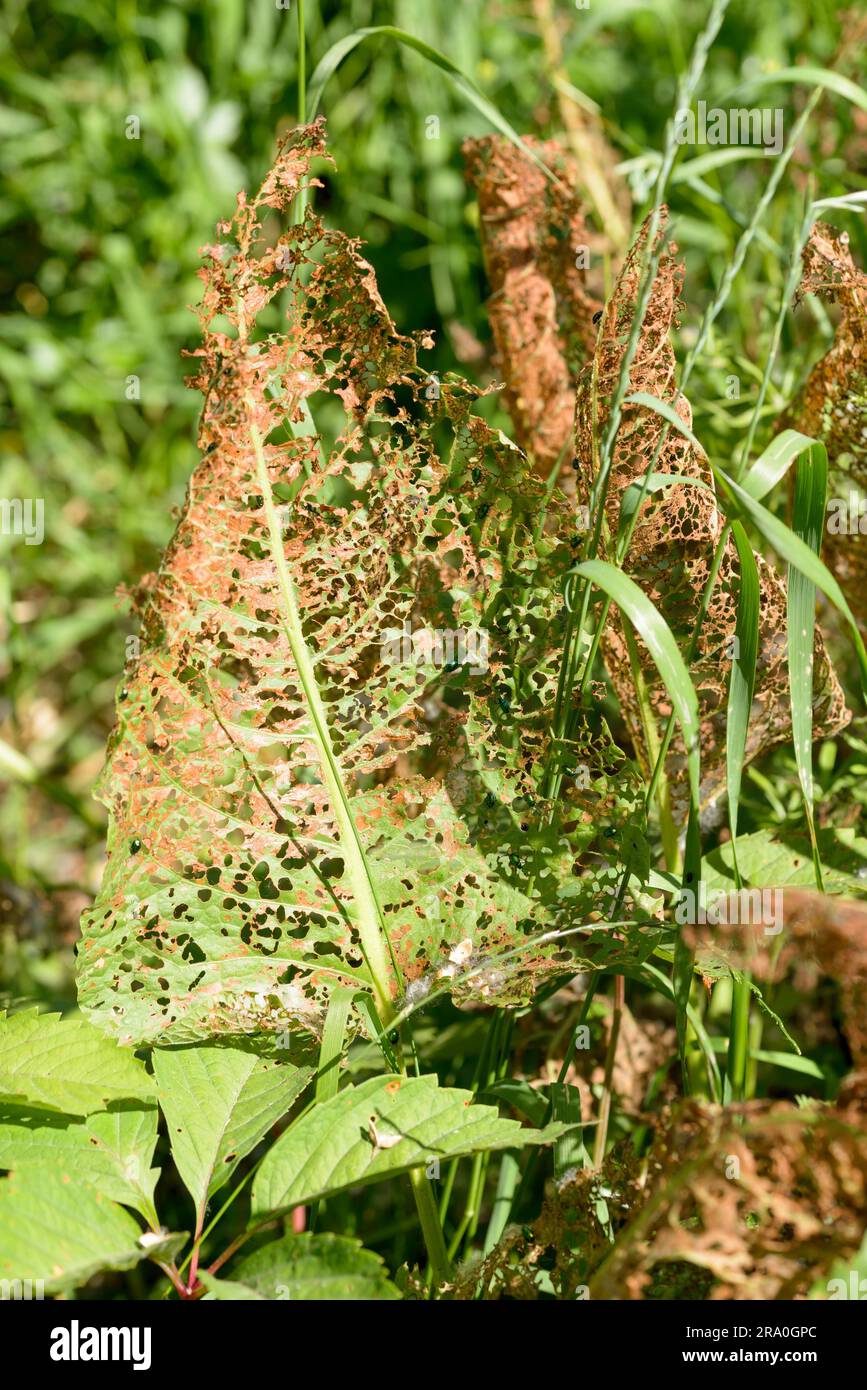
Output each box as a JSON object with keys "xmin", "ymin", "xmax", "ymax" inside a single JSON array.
[
  {"xmin": 381, "ymin": 623, "xmax": 489, "ymax": 676},
  {"xmin": 826, "ymin": 1269, "xmax": 867, "ymax": 1299},
  {"xmin": 49, "ymin": 1320, "xmax": 151, "ymax": 1371},
  {"xmin": 827, "ymin": 491, "xmax": 867, "ymax": 535},
  {"xmin": 1, "ymin": 1278, "xmax": 44, "ymax": 1299},
  {"xmin": 675, "ymin": 884, "xmax": 783, "ymax": 935},
  {"xmin": 0, "ymin": 498, "xmax": 44, "ymax": 545},
  {"xmin": 675, "ymin": 100, "xmax": 784, "ymax": 155}
]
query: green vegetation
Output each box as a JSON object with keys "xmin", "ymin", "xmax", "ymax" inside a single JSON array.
[{"xmin": 1, "ymin": 0, "xmax": 866, "ymax": 1303}]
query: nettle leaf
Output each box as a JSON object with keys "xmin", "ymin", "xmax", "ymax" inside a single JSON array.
[
  {"xmin": 0, "ymin": 1101, "xmax": 160, "ymax": 1226},
  {"xmin": 0, "ymin": 1167, "xmax": 147, "ymax": 1293},
  {"xmin": 152, "ymin": 1043, "xmax": 313, "ymax": 1219},
  {"xmin": 0, "ymin": 1011, "xmax": 154, "ymax": 1115},
  {"xmin": 77, "ymin": 120, "xmax": 651, "ymax": 1047},
  {"xmin": 206, "ymin": 1232, "xmax": 400, "ymax": 1301},
  {"xmin": 702, "ymin": 827, "xmax": 867, "ymax": 898},
  {"xmin": 199, "ymin": 1271, "xmax": 265, "ymax": 1300},
  {"xmin": 251, "ymin": 1073, "xmax": 570, "ymax": 1220}
]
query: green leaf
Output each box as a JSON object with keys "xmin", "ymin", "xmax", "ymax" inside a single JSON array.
[
  {"xmin": 0, "ymin": 1011, "xmax": 154, "ymax": 1116},
  {"xmin": 749, "ymin": 1050, "xmax": 824, "ymax": 1081},
  {"xmin": 482, "ymin": 1079, "xmax": 549, "ymax": 1128},
  {"xmin": 251, "ymin": 1074, "xmax": 569, "ymax": 1220},
  {"xmin": 549, "ymin": 1083, "xmax": 589, "ymax": 1179},
  {"xmin": 199, "ymin": 1271, "xmax": 266, "ymax": 1300},
  {"xmin": 209, "ymin": 1232, "xmax": 401, "ymax": 1301},
  {"xmin": 569, "ymin": 559, "xmax": 701, "ymax": 805},
  {"xmin": 746, "ymin": 66, "xmax": 867, "ymax": 117},
  {"xmin": 726, "ymin": 521, "xmax": 760, "ymax": 888},
  {"xmin": 307, "ymin": 27, "xmax": 552, "ymax": 181},
  {"xmin": 702, "ymin": 827, "xmax": 867, "ymax": 898},
  {"xmin": 714, "ymin": 464, "xmax": 867, "ymax": 695},
  {"xmin": 0, "ymin": 1167, "xmax": 147, "ymax": 1294},
  {"xmin": 153, "ymin": 1044, "xmax": 313, "ymax": 1221},
  {"xmin": 739, "ymin": 428, "xmax": 818, "ymax": 500},
  {"xmin": 0, "ymin": 1101, "xmax": 160, "ymax": 1227},
  {"xmin": 787, "ymin": 442, "xmax": 828, "ymax": 888},
  {"xmin": 315, "ymin": 987, "xmax": 356, "ymax": 1104}
]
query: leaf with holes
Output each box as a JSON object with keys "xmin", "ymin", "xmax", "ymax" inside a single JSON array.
[
  {"xmin": 76, "ymin": 121, "xmax": 651, "ymax": 1048},
  {"xmin": 572, "ymin": 212, "xmax": 847, "ymax": 817}
]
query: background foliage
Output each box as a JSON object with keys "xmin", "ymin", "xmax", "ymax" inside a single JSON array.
[{"xmin": 1, "ymin": 0, "xmax": 866, "ymax": 1298}]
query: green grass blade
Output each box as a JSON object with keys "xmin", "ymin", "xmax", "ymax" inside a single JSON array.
[
  {"xmin": 570, "ymin": 560, "xmax": 701, "ymax": 806},
  {"xmin": 675, "ymin": 804, "xmax": 702, "ymax": 1091},
  {"xmin": 315, "ymin": 986, "xmax": 357, "ymax": 1104},
  {"xmin": 713, "ymin": 465, "xmax": 867, "ymax": 696},
  {"xmin": 740, "ymin": 428, "xmax": 820, "ymax": 500},
  {"xmin": 627, "ymin": 959, "xmax": 721, "ymax": 1102},
  {"xmin": 726, "ymin": 521, "xmax": 760, "ymax": 889},
  {"xmin": 748, "ymin": 1050, "xmax": 824, "ymax": 1081},
  {"xmin": 248, "ymin": 411, "xmax": 398, "ymax": 1020},
  {"xmin": 788, "ymin": 442, "xmax": 830, "ymax": 890},
  {"xmin": 746, "ymin": 66, "xmax": 867, "ymax": 116},
  {"xmin": 307, "ymin": 26, "xmax": 554, "ymax": 180}
]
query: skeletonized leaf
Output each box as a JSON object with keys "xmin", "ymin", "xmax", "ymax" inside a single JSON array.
[
  {"xmin": 153, "ymin": 1043, "xmax": 313, "ymax": 1219},
  {"xmin": 77, "ymin": 121, "xmax": 652, "ymax": 1047},
  {"xmin": 463, "ymin": 135, "xmax": 602, "ymax": 478},
  {"xmin": 0, "ymin": 1011, "xmax": 154, "ymax": 1116},
  {"xmin": 0, "ymin": 1167, "xmax": 147, "ymax": 1294},
  {"xmin": 573, "ymin": 211, "xmax": 847, "ymax": 817},
  {"xmin": 0, "ymin": 1101, "xmax": 159, "ymax": 1226},
  {"xmin": 251, "ymin": 1073, "xmax": 571, "ymax": 1219},
  {"xmin": 784, "ymin": 221, "xmax": 867, "ymax": 638}
]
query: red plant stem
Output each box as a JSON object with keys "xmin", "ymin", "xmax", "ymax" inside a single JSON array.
[
  {"xmin": 186, "ymin": 1209, "xmax": 205, "ymax": 1294},
  {"xmin": 157, "ymin": 1261, "xmax": 191, "ymax": 1300},
  {"xmin": 207, "ymin": 1222, "xmax": 273, "ymax": 1279}
]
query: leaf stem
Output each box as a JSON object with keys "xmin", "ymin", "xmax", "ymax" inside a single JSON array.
[
  {"xmin": 593, "ymin": 973, "xmax": 624, "ymax": 1168},
  {"xmin": 409, "ymin": 1166, "xmax": 452, "ymax": 1287},
  {"xmin": 249, "ymin": 407, "xmax": 397, "ymax": 1022},
  {"xmin": 725, "ymin": 974, "xmax": 752, "ymax": 1104}
]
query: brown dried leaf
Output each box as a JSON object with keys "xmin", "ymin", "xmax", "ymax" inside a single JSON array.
[
  {"xmin": 588, "ymin": 1096, "xmax": 867, "ymax": 1300},
  {"xmin": 787, "ymin": 221, "xmax": 867, "ymax": 636},
  {"xmin": 463, "ymin": 135, "xmax": 602, "ymax": 478},
  {"xmin": 687, "ymin": 888, "xmax": 867, "ymax": 1070},
  {"xmin": 465, "ymin": 1092, "xmax": 867, "ymax": 1300},
  {"xmin": 574, "ymin": 212, "xmax": 848, "ymax": 816}
]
